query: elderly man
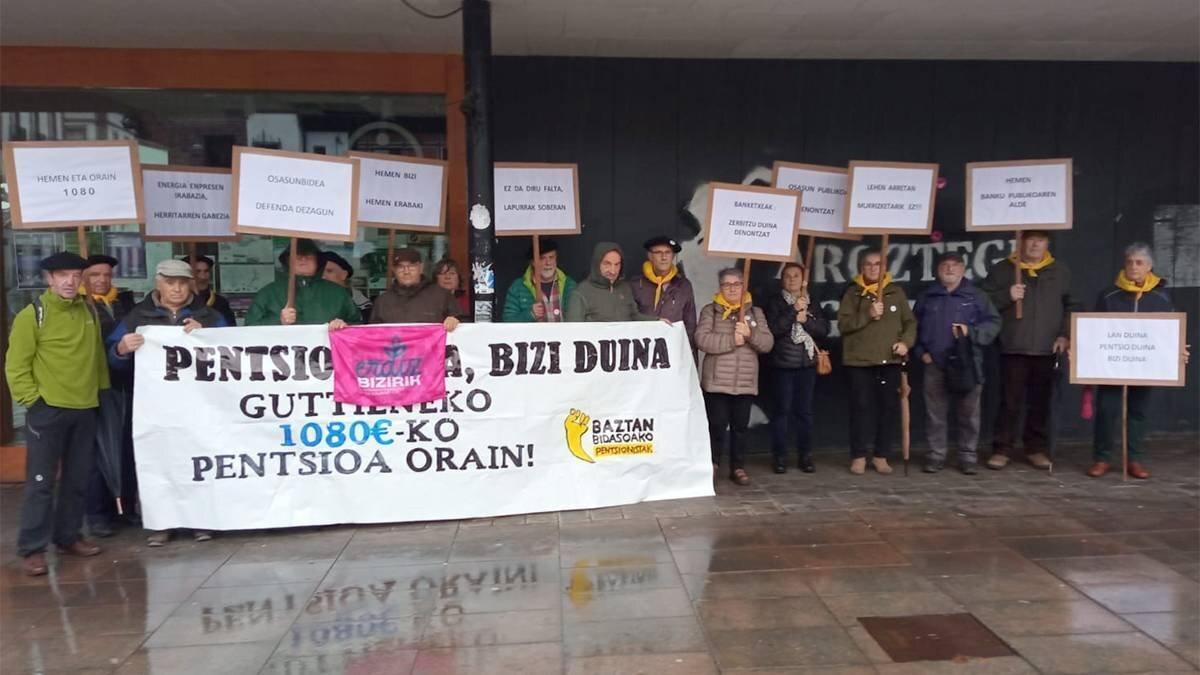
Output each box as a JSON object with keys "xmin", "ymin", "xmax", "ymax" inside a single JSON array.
[
  {"xmin": 837, "ymin": 250, "xmax": 917, "ymax": 475},
  {"xmin": 108, "ymin": 259, "xmax": 226, "ymax": 545},
  {"xmin": 370, "ymin": 248, "xmax": 462, "ymax": 330},
  {"xmin": 80, "ymin": 254, "xmax": 137, "ymax": 538},
  {"xmin": 913, "ymin": 251, "xmax": 1001, "ymax": 475},
  {"xmin": 5, "ymin": 252, "xmax": 110, "ymax": 576},
  {"xmin": 245, "ymin": 238, "xmax": 361, "ymax": 327},
  {"xmin": 321, "ymin": 251, "xmax": 372, "ymax": 322},
  {"xmin": 1088, "ymin": 243, "xmax": 1188, "ymax": 479},
  {"xmin": 632, "ymin": 236, "xmax": 697, "ymax": 343},
  {"xmin": 980, "ymin": 230, "xmax": 1080, "ymax": 470},
  {"xmin": 566, "ymin": 242, "xmax": 658, "ymax": 323},
  {"xmin": 181, "ymin": 254, "xmax": 237, "ymax": 327},
  {"xmin": 503, "ymin": 238, "xmax": 575, "ymax": 323}
]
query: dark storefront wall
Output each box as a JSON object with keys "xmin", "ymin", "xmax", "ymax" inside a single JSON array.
[{"xmin": 488, "ymin": 58, "xmax": 1200, "ymax": 447}]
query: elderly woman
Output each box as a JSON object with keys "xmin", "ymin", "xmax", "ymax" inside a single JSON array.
[
  {"xmin": 695, "ymin": 267, "xmax": 774, "ymax": 485},
  {"xmin": 763, "ymin": 262, "xmax": 829, "ymax": 474},
  {"xmin": 433, "ymin": 258, "xmax": 471, "ymax": 317},
  {"xmin": 1088, "ymin": 243, "xmax": 1187, "ymax": 479}
]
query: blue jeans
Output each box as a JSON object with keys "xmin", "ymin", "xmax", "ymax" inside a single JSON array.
[{"xmin": 770, "ymin": 367, "xmax": 816, "ymax": 464}]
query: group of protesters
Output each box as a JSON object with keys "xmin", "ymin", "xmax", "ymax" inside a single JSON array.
[{"xmin": 4, "ymin": 229, "xmax": 1187, "ymax": 576}]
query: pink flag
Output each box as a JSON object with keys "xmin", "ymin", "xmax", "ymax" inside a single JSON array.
[{"xmin": 330, "ymin": 325, "xmax": 447, "ymax": 407}]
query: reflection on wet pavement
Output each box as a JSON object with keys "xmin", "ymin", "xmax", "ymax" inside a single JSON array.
[{"xmin": 2, "ymin": 441, "xmax": 1198, "ymax": 673}]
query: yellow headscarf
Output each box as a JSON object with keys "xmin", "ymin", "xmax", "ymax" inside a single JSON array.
[
  {"xmin": 1115, "ymin": 270, "xmax": 1161, "ymax": 300},
  {"xmin": 1008, "ymin": 252, "xmax": 1055, "ymax": 277},
  {"xmin": 83, "ymin": 285, "xmax": 119, "ymax": 306},
  {"xmin": 854, "ymin": 273, "xmax": 893, "ymax": 298},
  {"xmin": 642, "ymin": 261, "xmax": 678, "ymax": 310},
  {"xmin": 713, "ymin": 291, "xmax": 752, "ymax": 320}
]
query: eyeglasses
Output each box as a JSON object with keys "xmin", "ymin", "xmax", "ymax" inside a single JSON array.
[{"xmin": 720, "ymin": 282, "xmax": 744, "ymax": 289}]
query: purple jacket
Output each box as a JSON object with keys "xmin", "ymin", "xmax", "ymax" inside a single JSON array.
[
  {"xmin": 912, "ymin": 279, "xmax": 1001, "ymax": 374},
  {"xmin": 631, "ymin": 274, "xmax": 697, "ymax": 344}
]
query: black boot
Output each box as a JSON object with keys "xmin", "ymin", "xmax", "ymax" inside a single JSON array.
[{"xmin": 799, "ymin": 455, "xmax": 815, "ymax": 473}]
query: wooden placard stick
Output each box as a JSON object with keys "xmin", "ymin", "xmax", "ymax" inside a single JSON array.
[
  {"xmin": 1121, "ymin": 385, "xmax": 1129, "ymax": 482},
  {"xmin": 285, "ymin": 237, "xmax": 298, "ymax": 310},
  {"xmin": 801, "ymin": 236, "xmax": 816, "ymax": 290},
  {"xmin": 738, "ymin": 257, "xmax": 752, "ymax": 322},
  {"xmin": 386, "ymin": 229, "xmax": 396, "ymax": 278},
  {"xmin": 877, "ymin": 234, "xmax": 890, "ymax": 296},
  {"xmin": 76, "ymin": 226, "xmax": 89, "ymax": 258},
  {"xmin": 532, "ymin": 234, "xmax": 543, "ymax": 318},
  {"xmin": 1014, "ymin": 230, "xmax": 1024, "ymax": 320}
]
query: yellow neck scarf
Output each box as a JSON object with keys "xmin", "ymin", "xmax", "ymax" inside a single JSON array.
[
  {"xmin": 713, "ymin": 291, "xmax": 752, "ymax": 320},
  {"xmin": 1008, "ymin": 252, "xmax": 1055, "ymax": 277},
  {"xmin": 84, "ymin": 286, "xmax": 119, "ymax": 306},
  {"xmin": 1115, "ymin": 270, "xmax": 1161, "ymax": 300},
  {"xmin": 642, "ymin": 261, "xmax": 678, "ymax": 309},
  {"xmin": 854, "ymin": 273, "xmax": 893, "ymax": 298}
]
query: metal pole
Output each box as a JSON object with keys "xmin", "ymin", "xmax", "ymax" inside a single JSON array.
[{"xmin": 462, "ymin": 0, "xmax": 496, "ymax": 322}]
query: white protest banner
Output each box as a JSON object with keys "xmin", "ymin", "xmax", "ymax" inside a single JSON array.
[
  {"xmin": 231, "ymin": 146, "xmax": 359, "ymax": 242},
  {"xmin": 141, "ymin": 165, "xmax": 235, "ymax": 241},
  {"xmin": 494, "ymin": 162, "xmax": 581, "ymax": 236},
  {"xmin": 967, "ymin": 159, "xmax": 1072, "ymax": 231},
  {"xmin": 3, "ymin": 140, "xmax": 144, "ymax": 229},
  {"xmin": 133, "ymin": 322, "xmax": 712, "ymax": 530},
  {"xmin": 703, "ymin": 182, "xmax": 801, "ymax": 263},
  {"xmin": 1070, "ymin": 312, "xmax": 1187, "ymax": 387},
  {"xmin": 349, "ymin": 152, "xmax": 448, "ymax": 232},
  {"xmin": 845, "ymin": 161, "xmax": 939, "ymax": 235},
  {"xmin": 771, "ymin": 162, "xmax": 859, "ymax": 241}
]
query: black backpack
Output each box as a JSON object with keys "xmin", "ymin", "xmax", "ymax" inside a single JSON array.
[{"xmin": 944, "ymin": 332, "xmax": 978, "ymax": 394}]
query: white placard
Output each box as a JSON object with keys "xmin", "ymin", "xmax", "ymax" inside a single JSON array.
[
  {"xmin": 132, "ymin": 322, "xmax": 712, "ymax": 530},
  {"xmin": 232, "ymin": 147, "xmax": 359, "ymax": 242},
  {"xmin": 1071, "ymin": 313, "xmax": 1187, "ymax": 386},
  {"xmin": 493, "ymin": 162, "xmax": 581, "ymax": 236},
  {"xmin": 141, "ymin": 166, "xmax": 234, "ymax": 241},
  {"xmin": 771, "ymin": 162, "xmax": 858, "ymax": 240},
  {"xmin": 704, "ymin": 182, "xmax": 800, "ymax": 262},
  {"xmin": 845, "ymin": 161, "xmax": 938, "ymax": 234},
  {"xmin": 3, "ymin": 140, "xmax": 143, "ymax": 228},
  {"xmin": 967, "ymin": 159, "xmax": 1072, "ymax": 231},
  {"xmin": 350, "ymin": 152, "xmax": 447, "ymax": 232}
]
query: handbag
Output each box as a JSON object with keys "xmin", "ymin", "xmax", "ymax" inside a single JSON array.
[
  {"xmin": 944, "ymin": 332, "xmax": 978, "ymax": 394},
  {"xmin": 816, "ymin": 349, "xmax": 833, "ymax": 376}
]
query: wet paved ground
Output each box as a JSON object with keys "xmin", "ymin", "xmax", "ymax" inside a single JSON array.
[{"xmin": 1, "ymin": 439, "xmax": 1197, "ymax": 674}]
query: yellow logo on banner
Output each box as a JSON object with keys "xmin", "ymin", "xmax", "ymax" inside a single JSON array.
[{"xmin": 564, "ymin": 408, "xmax": 655, "ymax": 464}]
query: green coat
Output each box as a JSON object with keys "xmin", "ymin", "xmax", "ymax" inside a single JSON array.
[
  {"xmin": 838, "ymin": 282, "xmax": 917, "ymax": 367},
  {"xmin": 979, "ymin": 259, "xmax": 1079, "ymax": 355},
  {"xmin": 565, "ymin": 242, "xmax": 657, "ymax": 323},
  {"xmin": 5, "ymin": 290, "xmax": 110, "ymax": 409},
  {"xmin": 244, "ymin": 275, "xmax": 361, "ymax": 326},
  {"xmin": 502, "ymin": 267, "xmax": 576, "ymax": 322}
]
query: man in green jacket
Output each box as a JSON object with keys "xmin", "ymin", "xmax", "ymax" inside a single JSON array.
[
  {"xmin": 837, "ymin": 250, "xmax": 917, "ymax": 476},
  {"xmin": 502, "ymin": 238, "xmax": 576, "ymax": 322},
  {"xmin": 565, "ymin": 242, "xmax": 658, "ymax": 323},
  {"xmin": 5, "ymin": 252, "xmax": 111, "ymax": 576},
  {"xmin": 978, "ymin": 231, "xmax": 1079, "ymax": 471},
  {"xmin": 244, "ymin": 238, "xmax": 361, "ymax": 328}
]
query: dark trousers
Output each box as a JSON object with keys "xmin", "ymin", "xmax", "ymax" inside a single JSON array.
[
  {"xmin": 847, "ymin": 365, "xmax": 900, "ymax": 460},
  {"xmin": 992, "ymin": 354, "xmax": 1055, "ymax": 457},
  {"xmin": 770, "ymin": 367, "xmax": 816, "ymax": 464},
  {"xmin": 705, "ymin": 392, "xmax": 753, "ymax": 471},
  {"xmin": 1094, "ymin": 385, "xmax": 1152, "ymax": 462},
  {"xmin": 18, "ymin": 402, "xmax": 97, "ymax": 557}
]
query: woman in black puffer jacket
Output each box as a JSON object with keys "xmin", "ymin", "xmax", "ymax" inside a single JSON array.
[{"xmin": 763, "ymin": 262, "xmax": 830, "ymax": 474}]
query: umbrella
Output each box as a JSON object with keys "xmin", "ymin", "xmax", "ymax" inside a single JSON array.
[
  {"xmin": 1046, "ymin": 352, "xmax": 1067, "ymax": 474},
  {"xmin": 93, "ymin": 388, "xmax": 128, "ymax": 514},
  {"xmin": 900, "ymin": 361, "xmax": 912, "ymax": 476}
]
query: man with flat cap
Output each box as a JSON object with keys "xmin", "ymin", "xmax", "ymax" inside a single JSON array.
[
  {"xmin": 181, "ymin": 254, "xmax": 237, "ymax": 327},
  {"xmin": 371, "ymin": 248, "xmax": 463, "ymax": 330},
  {"xmin": 321, "ymin": 250, "xmax": 372, "ymax": 322},
  {"xmin": 502, "ymin": 238, "xmax": 575, "ymax": 323},
  {"xmin": 632, "ymin": 235, "xmax": 697, "ymax": 344},
  {"xmin": 245, "ymin": 238, "xmax": 361, "ymax": 328},
  {"xmin": 5, "ymin": 252, "xmax": 110, "ymax": 575},
  {"xmin": 107, "ymin": 259, "xmax": 227, "ymax": 546}
]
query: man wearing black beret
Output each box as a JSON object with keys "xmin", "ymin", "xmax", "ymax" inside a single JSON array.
[
  {"xmin": 5, "ymin": 252, "xmax": 110, "ymax": 575},
  {"xmin": 632, "ymin": 235, "xmax": 697, "ymax": 345}
]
